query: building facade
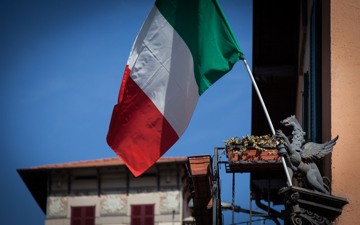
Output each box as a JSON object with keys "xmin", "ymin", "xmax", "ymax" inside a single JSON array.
[
  {"xmin": 18, "ymin": 157, "xmax": 194, "ymax": 225},
  {"xmin": 251, "ymin": 0, "xmax": 360, "ymax": 224}
]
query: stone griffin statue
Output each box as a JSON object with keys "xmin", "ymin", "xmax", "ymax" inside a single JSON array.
[{"xmin": 276, "ymin": 115, "xmax": 338, "ymax": 194}]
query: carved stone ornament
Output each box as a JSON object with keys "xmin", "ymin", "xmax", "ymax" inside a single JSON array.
[
  {"xmin": 159, "ymin": 191, "xmax": 180, "ymax": 213},
  {"xmin": 47, "ymin": 196, "xmax": 68, "ymax": 218},
  {"xmin": 276, "ymin": 116, "xmax": 348, "ymax": 225},
  {"xmin": 276, "ymin": 115, "xmax": 338, "ymax": 194},
  {"xmin": 279, "ymin": 186, "xmax": 348, "ymax": 225},
  {"xmin": 100, "ymin": 194, "xmax": 127, "ymax": 215}
]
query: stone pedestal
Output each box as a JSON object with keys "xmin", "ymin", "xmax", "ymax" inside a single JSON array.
[{"xmin": 279, "ymin": 186, "xmax": 348, "ymax": 225}]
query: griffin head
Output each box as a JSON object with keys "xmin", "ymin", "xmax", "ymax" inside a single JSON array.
[{"xmin": 280, "ymin": 115, "xmax": 298, "ymax": 127}]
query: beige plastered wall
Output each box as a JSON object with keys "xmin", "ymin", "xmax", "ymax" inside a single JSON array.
[{"xmin": 330, "ymin": 0, "xmax": 360, "ymax": 223}]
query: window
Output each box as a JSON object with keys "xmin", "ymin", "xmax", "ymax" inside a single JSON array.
[
  {"xmin": 303, "ymin": 0, "xmax": 322, "ymax": 143},
  {"xmin": 131, "ymin": 204, "xmax": 154, "ymax": 225},
  {"xmin": 71, "ymin": 206, "xmax": 95, "ymax": 225}
]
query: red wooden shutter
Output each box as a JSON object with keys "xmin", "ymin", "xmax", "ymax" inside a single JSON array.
[
  {"xmin": 71, "ymin": 206, "xmax": 95, "ymax": 225},
  {"xmin": 131, "ymin": 204, "xmax": 154, "ymax": 225}
]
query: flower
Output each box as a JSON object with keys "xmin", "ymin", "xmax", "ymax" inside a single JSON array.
[{"xmin": 225, "ymin": 135, "xmax": 282, "ymax": 153}]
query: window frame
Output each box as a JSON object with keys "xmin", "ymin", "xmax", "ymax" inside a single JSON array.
[
  {"xmin": 70, "ymin": 206, "xmax": 95, "ymax": 225},
  {"xmin": 130, "ymin": 204, "xmax": 155, "ymax": 225}
]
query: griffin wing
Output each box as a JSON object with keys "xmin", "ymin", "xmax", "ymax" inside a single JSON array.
[{"xmin": 301, "ymin": 135, "xmax": 339, "ymax": 160}]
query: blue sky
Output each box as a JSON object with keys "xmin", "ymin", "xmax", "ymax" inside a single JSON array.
[{"xmin": 0, "ymin": 0, "xmax": 267, "ymax": 224}]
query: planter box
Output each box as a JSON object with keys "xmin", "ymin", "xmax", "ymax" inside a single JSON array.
[
  {"xmin": 227, "ymin": 148, "xmax": 279, "ymax": 161},
  {"xmin": 226, "ymin": 147, "xmax": 282, "ymax": 172}
]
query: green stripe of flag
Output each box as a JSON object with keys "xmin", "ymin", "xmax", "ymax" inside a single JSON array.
[{"xmin": 155, "ymin": 0, "xmax": 244, "ymax": 95}]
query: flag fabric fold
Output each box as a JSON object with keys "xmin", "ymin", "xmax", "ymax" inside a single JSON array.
[{"xmin": 107, "ymin": 0, "xmax": 244, "ymax": 177}]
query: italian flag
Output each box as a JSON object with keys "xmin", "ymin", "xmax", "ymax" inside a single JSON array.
[{"xmin": 107, "ymin": 0, "xmax": 244, "ymax": 177}]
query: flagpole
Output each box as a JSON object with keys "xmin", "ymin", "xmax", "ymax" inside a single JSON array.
[{"xmin": 243, "ymin": 59, "xmax": 292, "ymax": 186}]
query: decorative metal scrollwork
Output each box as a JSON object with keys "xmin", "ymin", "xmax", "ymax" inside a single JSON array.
[{"xmin": 290, "ymin": 209, "xmax": 330, "ymax": 225}]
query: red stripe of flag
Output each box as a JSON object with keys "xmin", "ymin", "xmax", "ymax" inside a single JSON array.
[{"xmin": 106, "ymin": 66, "xmax": 179, "ymax": 176}]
